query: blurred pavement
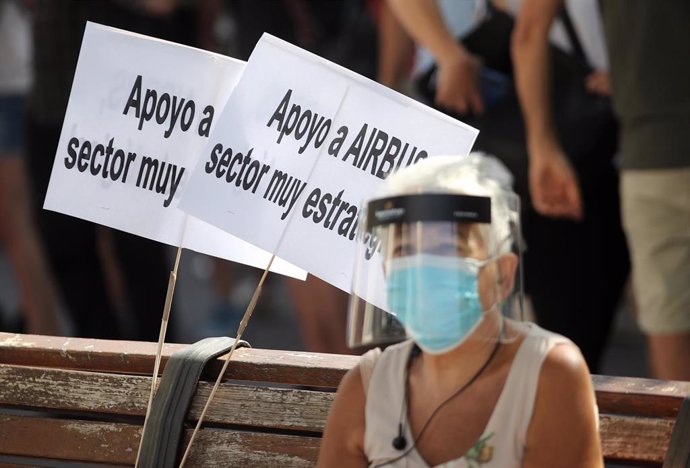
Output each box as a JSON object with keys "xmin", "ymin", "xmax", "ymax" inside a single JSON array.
[{"xmin": 0, "ymin": 248, "xmax": 648, "ymax": 377}]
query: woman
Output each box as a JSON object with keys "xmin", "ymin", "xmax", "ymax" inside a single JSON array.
[{"xmin": 317, "ymin": 154, "xmax": 601, "ymax": 467}]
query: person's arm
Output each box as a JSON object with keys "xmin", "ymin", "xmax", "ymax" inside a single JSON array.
[
  {"xmin": 586, "ymin": 70, "xmax": 611, "ymax": 96},
  {"xmin": 283, "ymin": 0, "xmax": 320, "ymax": 48},
  {"xmin": 511, "ymin": 0, "xmax": 583, "ymax": 220},
  {"xmin": 317, "ymin": 365, "xmax": 368, "ymax": 467},
  {"xmin": 387, "ymin": 0, "xmax": 483, "ymax": 115},
  {"xmin": 377, "ymin": 0, "xmax": 415, "ymax": 90},
  {"xmin": 196, "ymin": 0, "xmax": 221, "ymax": 52},
  {"xmin": 523, "ymin": 343, "xmax": 603, "ymax": 468}
]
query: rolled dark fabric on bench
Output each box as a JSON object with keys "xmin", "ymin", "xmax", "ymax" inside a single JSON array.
[{"xmin": 139, "ymin": 336, "xmax": 249, "ymax": 468}]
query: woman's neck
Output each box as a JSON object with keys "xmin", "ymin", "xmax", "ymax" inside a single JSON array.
[{"xmin": 415, "ymin": 312, "xmax": 503, "ymax": 392}]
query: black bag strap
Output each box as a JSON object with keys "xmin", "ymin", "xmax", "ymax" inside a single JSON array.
[
  {"xmin": 559, "ymin": 6, "xmax": 588, "ymax": 66},
  {"xmin": 663, "ymin": 396, "xmax": 690, "ymax": 468},
  {"xmin": 138, "ymin": 336, "xmax": 250, "ymax": 468}
]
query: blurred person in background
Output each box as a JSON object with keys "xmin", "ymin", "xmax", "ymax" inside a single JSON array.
[
  {"xmin": 216, "ymin": 0, "xmax": 379, "ymax": 353},
  {"xmin": 386, "ymin": 0, "xmax": 629, "ymax": 372},
  {"xmin": 376, "ymin": 0, "xmax": 414, "ymax": 93},
  {"xmin": 0, "ymin": 0, "xmax": 63, "ymax": 335},
  {"xmin": 513, "ymin": 0, "xmax": 690, "ymax": 380},
  {"xmin": 597, "ymin": 0, "xmax": 690, "ymax": 380},
  {"xmin": 24, "ymin": 0, "xmax": 215, "ymax": 340}
]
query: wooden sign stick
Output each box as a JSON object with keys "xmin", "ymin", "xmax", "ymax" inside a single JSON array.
[
  {"xmin": 178, "ymin": 254, "xmax": 275, "ymax": 467},
  {"xmin": 134, "ymin": 245, "xmax": 183, "ymax": 468}
]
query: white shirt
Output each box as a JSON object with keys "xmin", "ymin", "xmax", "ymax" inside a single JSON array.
[
  {"xmin": 362, "ymin": 323, "xmax": 573, "ymax": 467},
  {"xmin": 414, "ymin": 0, "xmax": 608, "ymax": 76}
]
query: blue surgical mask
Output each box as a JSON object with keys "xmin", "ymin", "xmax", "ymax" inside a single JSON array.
[{"xmin": 386, "ymin": 254, "xmax": 485, "ymax": 354}]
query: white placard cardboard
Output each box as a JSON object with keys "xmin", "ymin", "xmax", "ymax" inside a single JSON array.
[
  {"xmin": 44, "ymin": 23, "xmax": 306, "ymax": 279},
  {"xmin": 180, "ymin": 33, "xmax": 478, "ymax": 298}
]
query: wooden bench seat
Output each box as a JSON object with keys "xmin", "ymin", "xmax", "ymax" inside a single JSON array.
[{"xmin": 1, "ymin": 332, "xmax": 689, "ymax": 467}]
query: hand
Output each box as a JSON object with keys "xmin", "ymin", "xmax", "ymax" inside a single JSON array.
[
  {"xmin": 435, "ymin": 48, "xmax": 484, "ymax": 115},
  {"xmin": 528, "ymin": 143, "xmax": 583, "ymax": 221},
  {"xmin": 284, "ymin": 0, "xmax": 321, "ymax": 48},
  {"xmin": 142, "ymin": 0, "xmax": 177, "ymax": 16},
  {"xmin": 585, "ymin": 70, "xmax": 611, "ymax": 97}
]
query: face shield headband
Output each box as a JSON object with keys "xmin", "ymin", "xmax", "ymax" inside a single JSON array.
[{"xmin": 367, "ymin": 193, "xmax": 492, "ymax": 229}]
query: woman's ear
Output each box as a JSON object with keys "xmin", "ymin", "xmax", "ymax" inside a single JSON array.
[{"xmin": 497, "ymin": 253, "xmax": 518, "ymax": 301}]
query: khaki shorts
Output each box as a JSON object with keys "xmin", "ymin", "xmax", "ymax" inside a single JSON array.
[{"xmin": 622, "ymin": 168, "xmax": 690, "ymax": 334}]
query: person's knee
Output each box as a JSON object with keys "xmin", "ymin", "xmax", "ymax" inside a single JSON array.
[
  {"xmin": 0, "ymin": 157, "xmax": 32, "ymax": 200},
  {"xmin": 0, "ymin": 195, "xmax": 27, "ymax": 242}
]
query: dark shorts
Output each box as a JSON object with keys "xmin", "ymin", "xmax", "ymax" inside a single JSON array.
[{"xmin": 0, "ymin": 94, "xmax": 26, "ymax": 156}]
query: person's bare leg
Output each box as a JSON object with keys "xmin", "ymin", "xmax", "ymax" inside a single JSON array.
[
  {"xmin": 648, "ymin": 332, "xmax": 690, "ymax": 381},
  {"xmin": 0, "ymin": 157, "xmax": 62, "ymax": 334},
  {"xmin": 212, "ymin": 258, "xmax": 234, "ymax": 300},
  {"xmin": 96, "ymin": 226, "xmax": 132, "ymax": 335},
  {"xmin": 286, "ymin": 275, "xmax": 353, "ymax": 354}
]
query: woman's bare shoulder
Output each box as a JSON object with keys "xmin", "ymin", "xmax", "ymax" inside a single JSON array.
[
  {"xmin": 338, "ymin": 363, "xmax": 367, "ymax": 405},
  {"xmin": 524, "ymin": 340, "xmax": 603, "ymax": 468}
]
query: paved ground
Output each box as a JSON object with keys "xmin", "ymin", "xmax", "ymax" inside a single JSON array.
[{"xmin": 0, "ymin": 247, "xmax": 649, "ymax": 377}]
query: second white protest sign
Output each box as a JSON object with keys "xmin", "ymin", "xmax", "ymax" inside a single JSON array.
[{"xmin": 180, "ymin": 34, "xmax": 479, "ymax": 293}]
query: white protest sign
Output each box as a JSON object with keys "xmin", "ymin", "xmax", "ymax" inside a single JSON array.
[
  {"xmin": 180, "ymin": 34, "xmax": 478, "ymax": 296},
  {"xmin": 44, "ymin": 23, "xmax": 306, "ymax": 279}
]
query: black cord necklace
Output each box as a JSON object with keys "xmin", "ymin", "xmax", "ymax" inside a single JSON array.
[{"xmin": 373, "ymin": 318, "xmax": 505, "ymax": 468}]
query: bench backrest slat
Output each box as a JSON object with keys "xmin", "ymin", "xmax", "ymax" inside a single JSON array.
[
  {"xmin": 0, "ymin": 332, "xmax": 357, "ymax": 388},
  {"xmin": 593, "ymin": 375, "xmax": 690, "ymax": 418},
  {"xmin": 599, "ymin": 414, "xmax": 674, "ymax": 465},
  {"xmin": 0, "ymin": 415, "xmax": 320, "ymax": 467},
  {"xmin": 1, "ymin": 411, "xmax": 674, "ymax": 466},
  {"xmin": 0, "ymin": 365, "xmax": 332, "ymax": 433},
  {"xmin": 181, "ymin": 430, "xmax": 320, "ymax": 467},
  {"xmin": 0, "ymin": 414, "xmax": 140, "ymax": 465}
]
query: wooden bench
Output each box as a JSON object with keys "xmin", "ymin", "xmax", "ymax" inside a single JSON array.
[{"xmin": 0, "ymin": 332, "xmax": 689, "ymax": 467}]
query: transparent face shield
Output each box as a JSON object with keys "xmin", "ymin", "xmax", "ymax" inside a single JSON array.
[{"xmin": 348, "ymin": 191, "xmax": 524, "ymax": 352}]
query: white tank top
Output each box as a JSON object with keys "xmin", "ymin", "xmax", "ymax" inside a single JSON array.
[{"xmin": 362, "ymin": 323, "xmax": 570, "ymax": 467}]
